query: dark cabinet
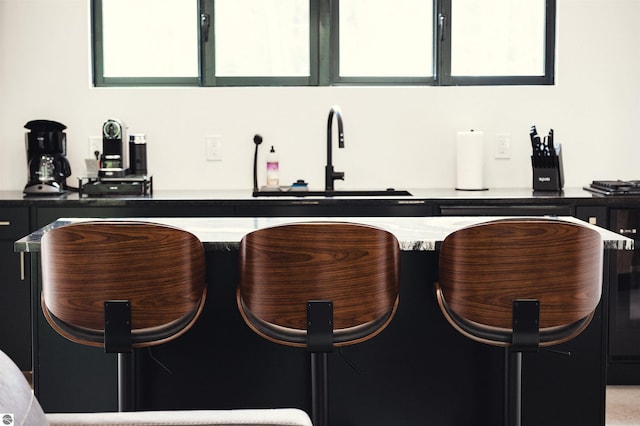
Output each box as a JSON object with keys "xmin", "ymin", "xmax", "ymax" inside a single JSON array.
[
  {"xmin": 575, "ymin": 205, "xmax": 608, "ymax": 227},
  {"xmin": 35, "ymin": 205, "xmax": 234, "ymax": 228},
  {"xmin": 234, "ymin": 201, "xmax": 433, "ymax": 217},
  {"xmin": 439, "ymin": 204, "xmax": 573, "ymax": 216},
  {"xmin": 0, "ymin": 207, "xmax": 30, "ymax": 370}
]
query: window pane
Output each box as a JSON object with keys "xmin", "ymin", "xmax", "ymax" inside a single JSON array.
[
  {"xmin": 451, "ymin": 0, "xmax": 546, "ymax": 76},
  {"xmin": 339, "ymin": 0, "xmax": 433, "ymax": 78},
  {"xmin": 102, "ymin": 0, "xmax": 198, "ymax": 78},
  {"xmin": 214, "ymin": 0, "xmax": 309, "ymax": 77}
]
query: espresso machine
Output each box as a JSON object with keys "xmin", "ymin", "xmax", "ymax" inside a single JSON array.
[
  {"xmin": 99, "ymin": 118, "xmax": 127, "ymax": 178},
  {"xmin": 78, "ymin": 118, "xmax": 151, "ymax": 196},
  {"xmin": 23, "ymin": 120, "xmax": 72, "ymax": 195}
]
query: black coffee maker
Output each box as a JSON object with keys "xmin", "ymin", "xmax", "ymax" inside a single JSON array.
[
  {"xmin": 24, "ymin": 120, "xmax": 72, "ymax": 195},
  {"xmin": 99, "ymin": 118, "xmax": 127, "ymax": 178}
]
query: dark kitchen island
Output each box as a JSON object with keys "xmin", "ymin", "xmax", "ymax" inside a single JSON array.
[{"xmin": 15, "ymin": 215, "xmax": 630, "ymax": 426}]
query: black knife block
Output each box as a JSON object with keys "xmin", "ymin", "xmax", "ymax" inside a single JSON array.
[{"xmin": 531, "ymin": 145, "xmax": 564, "ymax": 191}]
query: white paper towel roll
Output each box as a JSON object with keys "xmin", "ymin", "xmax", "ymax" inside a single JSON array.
[{"xmin": 456, "ymin": 130, "xmax": 485, "ymax": 190}]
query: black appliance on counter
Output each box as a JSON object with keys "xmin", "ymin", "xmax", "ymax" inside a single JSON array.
[
  {"xmin": 99, "ymin": 118, "xmax": 127, "ymax": 178},
  {"xmin": 577, "ymin": 192, "xmax": 640, "ymax": 383},
  {"xmin": 79, "ymin": 119, "xmax": 151, "ymax": 197},
  {"xmin": 608, "ymin": 209, "xmax": 640, "ymax": 383},
  {"xmin": 23, "ymin": 120, "xmax": 72, "ymax": 196},
  {"xmin": 585, "ymin": 180, "xmax": 640, "ymax": 196}
]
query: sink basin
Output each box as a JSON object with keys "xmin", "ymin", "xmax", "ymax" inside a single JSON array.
[{"xmin": 253, "ymin": 188, "xmax": 412, "ymax": 197}]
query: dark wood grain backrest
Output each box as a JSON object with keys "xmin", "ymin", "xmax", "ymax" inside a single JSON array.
[
  {"xmin": 41, "ymin": 221, "xmax": 206, "ymax": 346},
  {"xmin": 438, "ymin": 219, "xmax": 603, "ymax": 330},
  {"xmin": 238, "ymin": 222, "xmax": 400, "ymax": 345}
]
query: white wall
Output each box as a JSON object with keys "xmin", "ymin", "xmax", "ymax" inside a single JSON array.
[{"xmin": 1, "ymin": 0, "xmax": 639, "ymax": 192}]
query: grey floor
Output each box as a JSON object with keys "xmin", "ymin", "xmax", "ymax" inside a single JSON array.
[
  {"xmin": 607, "ymin": 386, "xmax": 640, "ymax": 425},
  {"xmin": 20, "ymin": 372, "xmax": 639, "ymax": 424}
]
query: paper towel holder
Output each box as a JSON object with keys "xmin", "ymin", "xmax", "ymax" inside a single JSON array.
[{"xmin": 456, "ymin": 129, "xmax": 488, "ymax": 191}]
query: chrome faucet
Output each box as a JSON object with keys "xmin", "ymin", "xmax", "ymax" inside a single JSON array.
[{"xmin": 325, "ymin": 106, "xmax": 345, "ymax": 191}]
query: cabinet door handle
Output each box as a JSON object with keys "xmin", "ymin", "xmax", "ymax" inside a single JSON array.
[
  {"xmin": 0, "ymin": 221, "xmax": 10, "ymax": 226},
  {"xmin": 20, "ymin": 252, "xmax": 25, "ymax": 281}
]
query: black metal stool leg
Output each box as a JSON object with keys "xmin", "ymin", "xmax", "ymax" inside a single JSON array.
[
  {"xmin": 118, "ymin": 351, "xmax": 135, "ymax": 412},
  {"xmin": 310, "ymin": 352, "xmax": 329, "ymax": 426},
  {"xmin": 504, "ymin": 349, "xmax": 522, "ymax": 426}
]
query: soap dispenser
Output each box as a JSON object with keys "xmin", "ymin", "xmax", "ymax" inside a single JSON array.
[{"xmin": 266, "ymin": 145, "xmax": 279, "ymax": 187}]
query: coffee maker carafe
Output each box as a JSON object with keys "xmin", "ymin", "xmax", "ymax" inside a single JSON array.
[{"xmin": 24, "ymin": 120, "xmax": 72, "ymax": 195}]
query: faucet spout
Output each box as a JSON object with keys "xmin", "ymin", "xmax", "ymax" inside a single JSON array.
[{"xmin": 325, "ymin": 106, "xmax": 345, "ymax": 191}]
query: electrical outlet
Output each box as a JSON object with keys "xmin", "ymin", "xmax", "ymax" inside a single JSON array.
[
  {"xmin": 495, "ymin": 133, "xmax": 511, "ymax": 159},
  {"xmin": 206, "ymin": 135, "xmax": 222, "ymax": 161},
  {"xmin": 88, "ymin": 136, "xmax": 102, "ymax": 159}
]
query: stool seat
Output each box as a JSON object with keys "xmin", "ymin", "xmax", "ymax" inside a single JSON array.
[
  {"xmin": 40, "ymin": 221, "xmax": 207, "ymax": 411},
  {"xmin": 435, "ymin": 218, "xmax": 603, "ymax": 426},
  {"xmin": 238, "ymin": 221, "xmax": 401, "ymax": 426}
]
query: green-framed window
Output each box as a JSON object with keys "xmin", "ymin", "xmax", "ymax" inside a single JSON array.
[{"xmin": 91, "ymin": 0, "xmax": 555, "ymax": 87}]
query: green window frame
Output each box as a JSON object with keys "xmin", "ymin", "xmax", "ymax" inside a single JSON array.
[
  {"xmin": 91, "ymin": 0, "xmax": 555, "ymax": 87},
  {"xmin": 92, "ymin": 0, "xmax": 201, "ymax": 87},
  {"xmin": 435, "ymin": 0, "xmax": 556, "ymax": 86},
  {"xmin": 200, "ymin": 0, "xmax": 320, "ymax": 86}
]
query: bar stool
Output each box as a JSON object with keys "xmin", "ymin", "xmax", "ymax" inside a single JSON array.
[
  {"xmin": 40, "ymin": 221, "xmax": 207, "ymax": 412},
  {"xmin": 435, "ymin": 218, "xmax": 603, "ymax": 426},
  {"xmin": 237, "ymin": 222, "xmax": 401, "ymax": 426}
]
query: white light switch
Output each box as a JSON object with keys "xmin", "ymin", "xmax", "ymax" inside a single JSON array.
[
  {"xmin": 495, "ymin": 133, "xmax": 511, "ymax": 159},
  {"xmin": 206, "ymin": 135, "xmax": 222, "ymax": 161}
]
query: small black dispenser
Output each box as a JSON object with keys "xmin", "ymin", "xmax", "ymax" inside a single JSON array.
[{"xmin": 530, "ymin": 125, "xmax": 563, "ymax": 191}]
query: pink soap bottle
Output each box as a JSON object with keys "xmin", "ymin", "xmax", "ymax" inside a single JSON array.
[{"xmin": 266, "ymin": 145, "xmax": 279, "ymax": 187}]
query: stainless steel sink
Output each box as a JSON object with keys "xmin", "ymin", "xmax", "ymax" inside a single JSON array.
[{"xmin": 253, "ymin": 189, "xmax": 412, "ymax": 197}]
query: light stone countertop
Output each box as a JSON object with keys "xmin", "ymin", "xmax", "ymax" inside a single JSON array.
[{"xmin": 15, "ymin": 216, "xmax": 633, "ymax": 253}]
